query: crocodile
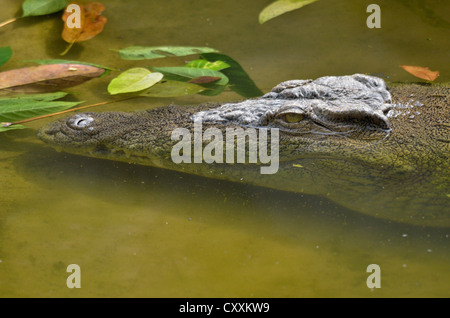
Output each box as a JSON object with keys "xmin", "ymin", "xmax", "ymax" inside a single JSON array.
[{"xmin": 37, "ymin": 74, "xmax": 450, "ymax": 227}]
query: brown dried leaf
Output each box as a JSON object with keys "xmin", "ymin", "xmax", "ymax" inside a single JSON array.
[
  {"xmin": 188, "ymin": 76, "xmax": 222, "ymax": 84},
  {"xmin": 61, "ymin": 2, "xmax": 107, "ymax": 54},
  {"xmin": 400, "ymin": 65, "xmax": 439, "ymax": 81},
  {"xmin": 0, "ymin": 64, "xmax": 105, "ymax": 93}
]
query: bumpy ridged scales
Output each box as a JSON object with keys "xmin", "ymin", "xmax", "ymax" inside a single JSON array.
[{"xmin": 38, "ymin": 75, "xmax": 449, "ymax": 227}]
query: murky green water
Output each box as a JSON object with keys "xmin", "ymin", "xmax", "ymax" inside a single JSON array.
[{"xmin": 0, "ymin": 0, "xmax": 448, "ymax": 297}]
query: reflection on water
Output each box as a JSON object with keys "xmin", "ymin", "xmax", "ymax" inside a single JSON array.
[
  {"xmin": 0, "ymin": 0, "xmax": 448, "ymax": 297},
  {"xmin": 2, "ymin": 147, "xmax": 449, "ymax": 297}
]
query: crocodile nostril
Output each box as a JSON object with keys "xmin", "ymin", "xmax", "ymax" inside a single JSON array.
[{"xmin": 67, "ymin": 114, "xmax": 94, "ymax": 130}]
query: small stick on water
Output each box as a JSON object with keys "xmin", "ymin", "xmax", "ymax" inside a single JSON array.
[
  {"xmin": 0, "ymin": 17, "xmax": 18, "ymax": 28},
  {"xmin": 1, "ymin": 96, "xmax": 140, "ymax": 127}
]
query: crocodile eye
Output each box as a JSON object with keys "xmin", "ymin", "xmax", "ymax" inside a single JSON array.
[
  {"xmin": 67, "ymin": 114, "xmax": 94, "ymax": 130},
  {"xmin": 284, "ymin": 113, "xmax": 304, "ymax": 123}
]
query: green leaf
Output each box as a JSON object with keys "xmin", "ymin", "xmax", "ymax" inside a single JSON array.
[
  {"xmin": 259, "ymin": 0, "xmax": 319, "ymax": 24},
  {"xmin": 200, "ymin": 53, "xmax": 263, "ymax": 98},
  {"xmin": 198, "ymin": 84, "xmax": 226, "ymax": 96},
  {"xmin": 116, "ymin": 46, "xmax": 219, "ymax": 60},
  {"xmin": 107, "ymin": 68, "xmax": 163, "ymax": 95},
  {"xmin": 0, "ymin": 47, "xmax": 12, "ymax": 67},
  {"xmin": 150, "ymin": 67, "xmax": 229, "ymax": 86},
  {"xmin": 22, "ymin": 0, "xmax": 69, "ymax": 17},
  {"xmin": 0, "ymin": 101, "xmax": 82, "ymax": 122},
  {"xmin": 141, "ymin": 80, "xmax": 205, "ymax": 97},
  {"xmin": 0, "ymin": 92, "xmax": 68, "ymax": 106},
  {"xmin": 185, "ymin": 59, "xmax": 230, "ymax": 71},
  {"xmin": 0, "ymin": 93, "xmax": 83, "ymax": 122},
  {"xmin": 0, "ymin": 124, "xmax": 26, "ymax": 132}
]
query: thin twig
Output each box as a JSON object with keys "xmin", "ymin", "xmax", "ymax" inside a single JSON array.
[
  {"xmin": 2, "ymin": 96, "xmax": 140, "ymax": 127},
  {"xmin": 0, "ymin": 17, "xmax": 18, "ymax": 28}
]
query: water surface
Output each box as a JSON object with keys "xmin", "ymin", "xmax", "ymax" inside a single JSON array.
[{"xmin": 0, "ymin": 0, "xmax": 448, "ymax": 297}]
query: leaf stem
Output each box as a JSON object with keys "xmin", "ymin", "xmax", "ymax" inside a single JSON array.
[
  {"xmin": 60, "ymin": 42, "xmax": 75, "ymax": 56},
  {"xmin": 4, "ymin": 96, "xmax": 140, "ymax": 126},
  {"xmin": 0, "ymin": 17, "xmax": 18, "ymax": 28}
]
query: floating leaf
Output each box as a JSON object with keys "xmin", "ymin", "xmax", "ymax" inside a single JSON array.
[
  {"xmin": 26, "ymin": 59, "xmax": 113, "ymax": 71},
  {"xmin": 185, "ymin": 59, "xmax": 230, "ymax": 71},
  {"xmin": 22, "ymin": 0, "xmax": 69, "ymax": 17},
  {"xmin": 200, "ymin": 53, "xmax": 263, "ymax": 98},
  {"xmin": 2, "ymin": 95, "xmax": 139, "ymax": 129},
  {"xmin": 150, "ymin": 67, "xmax": 229, "ymax": 85},
  {"xmin": 107, "ymin": 68, "xmax": 163, "ymax": 95},
  {"xmin": 197, "ymin": 85, "xmax": 226, "ymax": 96},
  {"xmin": 189, "ymin": 76, "xmax": 222, "ymax": 84},
  {"xmin": 0, "ymin": 47, "xmax": 13, "ymax": 67},
  {"xmin": 116, "ymin": 46, "xmax": 219, "ymax": 60},
  {"xmin": 0, "ymin": 0, "xmax": 68, "ymax": 28},
  {"xmin": 0, "ymin": 92, "xmax": 68, "ymax": 104},
  {"xmin": 141, "ymin": 80, "xmax": 205, "ymax": 97},
  {"xmin": 400, "ymin": 65, "xmax": 439, "ymax": 81},
  {"xmin": 25, "ymin": 59, "xmax": 113, "ymax": 76},
  {"xmin": 0, "ymin": 124, "xmax": 26, "ymax": 132},
  {"xmin": 259, "ymin": 0, "xmax": 319, "ymax": 24},
  {"xmin": 183, "ymin": 58, "xmax": 233, "ymax": 95},
  {"xmin": 0, "ymin": 63, "xmax": 105, "ymax": 93},
  {"xmin": 0, "ymin": 92, "xmax": 83, "ymax": 123},
  {"xmin": 61, "ymin": 2, "xmax": 107, "ymax": 55}
]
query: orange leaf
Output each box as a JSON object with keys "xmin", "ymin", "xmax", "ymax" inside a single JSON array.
[
  {"xmin": 188, "ymin": 76, "xmax": 222, "ymax": 84},
  {"xmin": 0, "ymin": 64, "xmax": 105, "ymax": 93},
  {"xmin": 61, "ymin": 2, "xmax": 107, "ymax": 54},
  {"xmin": 399, "ymin": 65, "xmax": 439, "ymax": 81}
]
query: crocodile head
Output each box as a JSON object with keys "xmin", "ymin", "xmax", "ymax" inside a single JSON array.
[
  {"xmin": 193, "ymin": 74, "xmax": 393, "ymax": 139},
  {"xmin": 39, "ymin": 74, "xmax": 394, "ymax": 162},
  {"xmin": 37, "ymin": 74, "xmax": 450, "ymax": 227}
]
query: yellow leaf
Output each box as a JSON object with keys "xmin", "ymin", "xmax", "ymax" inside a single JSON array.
[{"xmin": 259, "ymin": 0, "xmax": 319, "ymax": 24}]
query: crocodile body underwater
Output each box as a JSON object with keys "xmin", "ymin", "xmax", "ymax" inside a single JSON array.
[{"xmin": 38, "ymin": 74, "xmax": 450, "ymax": 227}]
